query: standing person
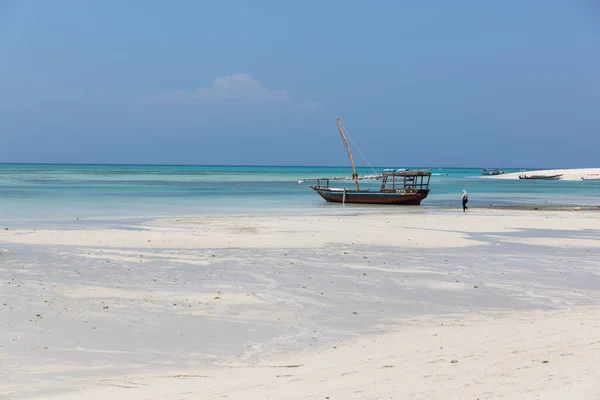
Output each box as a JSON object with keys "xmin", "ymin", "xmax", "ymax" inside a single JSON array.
[{"xmin": 462, "ymin": 190, "xmax": 469, "ymax": 212}]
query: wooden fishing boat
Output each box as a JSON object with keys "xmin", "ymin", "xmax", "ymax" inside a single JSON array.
[{"xmin": 309, "ymin": 118, "xmax": 431, "ymax": 206}]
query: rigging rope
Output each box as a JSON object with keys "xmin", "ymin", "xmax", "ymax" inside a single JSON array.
[{"xmin": 340, "ymin": 123, "xmax": 378, "ymax": 175}]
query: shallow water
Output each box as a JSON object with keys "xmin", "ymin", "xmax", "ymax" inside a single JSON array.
[{"xmin": 1, "ymin": 164, "xmax": 598, "ymax": 225}]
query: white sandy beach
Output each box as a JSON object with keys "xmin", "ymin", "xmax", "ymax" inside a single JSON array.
[
  {"xmin": 490, "ymin": 167, "xmax": 600, "ymax": 181},
  {"xmin": 1, "ymin": 209, "xmax": 600, "ymax": 399}
]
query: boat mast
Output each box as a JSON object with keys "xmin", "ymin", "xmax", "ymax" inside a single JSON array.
[{"xmin": 336, "ymin": 117, "xmax": 360, "ymax": 190}]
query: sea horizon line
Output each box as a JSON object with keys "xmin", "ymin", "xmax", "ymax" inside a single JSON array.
[{"xmin": 0, "ymin": 162, "xmax": 587, "ymax": 170}]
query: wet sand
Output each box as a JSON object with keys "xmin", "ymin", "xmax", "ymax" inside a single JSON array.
[{"xmin": 1, "ymin": 209, "xmax": 599, "ymax": 399}]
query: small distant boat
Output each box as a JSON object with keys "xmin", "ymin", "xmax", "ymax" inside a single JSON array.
[
  {"xmin": 383, "ymin": 168, "xmax": 407, "ymax": 173},
  {"xmin": 581, "ymin": 173, "xmax": 600, "ymax": 181},
  {"xmin": 309, "ymin": 118, "xmax": 431, "ymax": 206},
  {"xmin": 519, "ymin": 173, "xmax": 562, "ymax": 180},
  {"xmin": 482, "ymin": 168, "xmax": 504, "ymax": 176}
]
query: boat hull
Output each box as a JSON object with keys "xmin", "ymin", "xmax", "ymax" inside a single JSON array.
[{"xmin": 311, "ymin": 187, "xmax": 429, "ymax": 205}]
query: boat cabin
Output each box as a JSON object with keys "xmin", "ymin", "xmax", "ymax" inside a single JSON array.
[{"xmin": 380, "ymin": 170, "xmax": 431, "ymax": 193}]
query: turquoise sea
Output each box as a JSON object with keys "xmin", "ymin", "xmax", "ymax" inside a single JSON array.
[{"xmin": 1, "ymin": 164, "xmax": 599, "ymax": 225}]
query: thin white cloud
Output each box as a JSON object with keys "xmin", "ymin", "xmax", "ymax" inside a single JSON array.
[
  {"xmin": 295, "ymin": 100, "xmax": 324, "ymax": 109},
  {"xmin": 194, "ymin": 73, "xmax": 289, "ymax": 104},
  {"xmin": 166, "ymin": 73, "xmax": 320, "ymax": 108}
]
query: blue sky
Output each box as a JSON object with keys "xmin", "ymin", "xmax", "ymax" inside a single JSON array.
[{"xmin": 1, "ymin": 1, "xmax": 599, "ymax": 167}]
